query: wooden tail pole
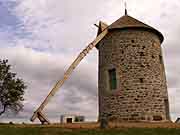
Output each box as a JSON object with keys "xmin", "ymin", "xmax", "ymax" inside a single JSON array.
[{"xmin": 30, "ymin": 21, "xmax": 109, "ymax": 124}]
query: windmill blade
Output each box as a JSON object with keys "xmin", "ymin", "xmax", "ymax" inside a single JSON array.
[{"xmin": 30, "ymin": 22, "xmax": 109, "ymax": 124}]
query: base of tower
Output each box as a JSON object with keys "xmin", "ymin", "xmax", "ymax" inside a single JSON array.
[
  {"xmin": 107, "ymin": 121, "xmax": 174, "ymax": 128},
  {"xmin": 99, "ymin": 117, "xmax": 172, "ymax": 128}
]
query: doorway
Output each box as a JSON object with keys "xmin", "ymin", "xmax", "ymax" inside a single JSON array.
[{"xmin": 66, "ymin": 118, "xmax": 73, "ymax": 123}]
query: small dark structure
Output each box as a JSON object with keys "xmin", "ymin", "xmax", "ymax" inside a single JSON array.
[{"xmin": 60, "ymin": 115, "xmax": 85, "ymax": 123}]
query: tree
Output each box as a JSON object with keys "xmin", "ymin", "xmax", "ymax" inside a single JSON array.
[{"xmin": 0, "ymin": 59, "xmax": 27, "ymax": 116}]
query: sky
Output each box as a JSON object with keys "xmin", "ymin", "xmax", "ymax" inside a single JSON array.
[{"xmin": 0, "ymin": 0, "xmax": 180, "ymax": 123}]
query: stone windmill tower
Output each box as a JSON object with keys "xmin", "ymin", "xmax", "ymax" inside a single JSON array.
[{"xmin": 97, "ymin": 12, "xmax": 170, "ymax": 122}]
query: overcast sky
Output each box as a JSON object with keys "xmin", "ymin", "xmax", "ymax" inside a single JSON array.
[{"xmin": 0, "ymin": 0, "xmax": 180, "ymax": 123}]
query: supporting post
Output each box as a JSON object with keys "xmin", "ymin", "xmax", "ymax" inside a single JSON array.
[{"xmin": 37, "ymin": 111, "xmax": 50, "ymax": 125}]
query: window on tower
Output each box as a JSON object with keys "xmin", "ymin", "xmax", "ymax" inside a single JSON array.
[{"xmin": 108, "ymin": 68, "xmax": 117, "ymax": 90}]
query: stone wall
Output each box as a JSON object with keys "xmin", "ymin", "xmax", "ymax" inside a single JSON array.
[{"xmin": 98, "ymin": 29, "xmax": 170, "ymax": 122}]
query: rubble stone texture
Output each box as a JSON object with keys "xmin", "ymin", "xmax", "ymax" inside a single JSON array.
[{"xmin": 97, "ymin": 15, "xmax": 170, "ymax": 122}]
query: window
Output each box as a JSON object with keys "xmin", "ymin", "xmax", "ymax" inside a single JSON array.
[{"xmin": 108, "ymin": 68, "xmax": 117, "ymax": 90}]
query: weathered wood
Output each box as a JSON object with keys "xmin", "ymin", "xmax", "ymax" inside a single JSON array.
[{"xmin": 97, "ymin": 21, "xmax": 108, "ymax": 35}]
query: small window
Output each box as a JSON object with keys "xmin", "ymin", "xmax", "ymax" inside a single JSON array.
[{"xmin": 108, "ymin": 68, "xmax": 117, "ymax": 90}]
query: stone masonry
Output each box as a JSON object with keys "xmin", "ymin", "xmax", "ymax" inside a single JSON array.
[{"xmin": 97, "ymin": 19, "xmax": 170, "ymax": 122}]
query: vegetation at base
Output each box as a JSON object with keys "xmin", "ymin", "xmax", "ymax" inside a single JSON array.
[{"xmin": 0, "ymin": 126, "xmax": 180, "ymax": 135}]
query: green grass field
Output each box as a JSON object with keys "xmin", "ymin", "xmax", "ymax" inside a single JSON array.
[{"xmin": 0, "ymin": 126, "xmax": 180, "ymax": 135}]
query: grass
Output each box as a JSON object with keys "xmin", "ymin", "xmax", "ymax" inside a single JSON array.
[{"xmin": 0, "ymin": 126, "xmax": 180, "ymax": 135}]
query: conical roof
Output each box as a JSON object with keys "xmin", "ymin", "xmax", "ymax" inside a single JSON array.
[{"xmin": 108, "ymin": 15, "xmax": 164, "ymax": 43}]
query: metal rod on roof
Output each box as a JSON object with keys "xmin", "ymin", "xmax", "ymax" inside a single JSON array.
[{"xmin": 124, "ymin": 1, "xmax": 128, "ymax": 15}]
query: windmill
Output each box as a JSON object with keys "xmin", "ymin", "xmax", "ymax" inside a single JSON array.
[
  {"xmin": 31, "ymin": 2, "xmax": 170, "ymax": 125},
  {"xmin": 30, "ymin": 21, "xmax": 109, "ymax": 124}
]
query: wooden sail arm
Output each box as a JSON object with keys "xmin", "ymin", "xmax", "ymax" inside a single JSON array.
[
  {"xmin": 30, "ymin": 21, "xmax": 109, "ymax": 123},
  {"xmin": 37, "ymin": 111, "xmax": 50, "ymax": 124}
]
